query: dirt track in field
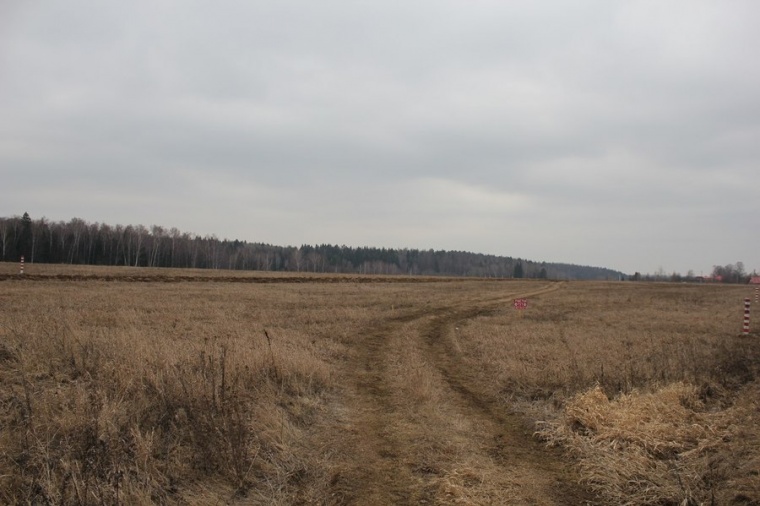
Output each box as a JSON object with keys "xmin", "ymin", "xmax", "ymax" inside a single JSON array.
[
  {"xmin": 324, "ymin": 283, "xmax": 596, "ymax": 505},
  {"xmin": 2, "ymin": 272, "xmax": 596, "ymax": 502}
]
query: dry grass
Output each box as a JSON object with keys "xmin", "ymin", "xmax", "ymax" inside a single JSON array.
[
  {"xmin": 458, "ymin": 283, "xmax": 755, "ymax": 399},
  {"xmin": 455, "ymin": 281, "xmax": 760, "ymax": 505},
  {"xmin": 0, "ymin": 270, "xmax": 514, "ymax": 504},
  {"xmin": 0, "ymin": 262, "xmax": 471, "ymax": 283},
  {"xmin": 1, "ymin": 267, "xmax": 759, "ymax": 504},
  {"xmin": 0, "ymin": 279, "xmax": 366, "ymax": 504},
  {"xmin": 535, "ymin": 382, "xmax": 760, "ymax": 505}
]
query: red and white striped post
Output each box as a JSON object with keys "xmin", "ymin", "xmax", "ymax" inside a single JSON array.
[
  {"xmin": 743, "ymin": 298, "xmax": 751, "ymax": 335},
  {"xmin": 19, "ymin": 255, "xmax": 24, "ymax": 275},
  {"xmin": 755, "ymin": 287, "xmax": 759, "ymax": 304}
]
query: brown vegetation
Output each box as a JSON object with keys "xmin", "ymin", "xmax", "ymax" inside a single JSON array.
[
  {"xmin": 1, "ymin": 264, "xmax": 758, "ymax": 504},
  {"xmin": 455, "ymin": 282, "xmax": 760, "ymax": 504}
]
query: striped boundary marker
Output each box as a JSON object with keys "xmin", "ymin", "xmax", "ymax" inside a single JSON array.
[
  {"xmin": 19, "ymin": 255, "xmax": 24, "ymax": 275},
  {"xmin": 744, "ymin": 298, "xmax": 751, "ymax": 335}
]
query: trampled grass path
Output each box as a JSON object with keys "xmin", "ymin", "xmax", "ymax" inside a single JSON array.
[{"xmin": 323, "ymin": 282, "xmax": 596, "ymax": 505}]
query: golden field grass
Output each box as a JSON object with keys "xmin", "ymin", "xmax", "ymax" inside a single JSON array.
[
  {"xmin": 1, "ymin": 263, "xmax": 758, "ymax": 504},
  {"xmin": 454, "ymin": 282, "xmax": 760, "ymax": 504},
  {"xmin": 0, "ymin": 262, "xmax": 464, "ymax": 283}
]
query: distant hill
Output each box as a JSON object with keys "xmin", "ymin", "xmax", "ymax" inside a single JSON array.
[{"xmin": 0, "ymin": 213, "xmax": 623, "ymax": 280}]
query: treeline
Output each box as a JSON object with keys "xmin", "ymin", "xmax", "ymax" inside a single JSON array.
[
  {"xmin": 631, "ymin": 262, "xmax": 757, "ymax": 284},
  {"xmin": 0, "ymin": 213, "xmax": 622, "ymax": 280}
]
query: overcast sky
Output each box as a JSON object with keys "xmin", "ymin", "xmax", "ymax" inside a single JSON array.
[{"xmin": 1, "ymin": 1, "xmax": 758, "ymax": 275}]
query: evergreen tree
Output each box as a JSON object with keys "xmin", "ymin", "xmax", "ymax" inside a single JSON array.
[{"xmin": 18, "ymin": 212, "xmax": 33, "ymax": 260}]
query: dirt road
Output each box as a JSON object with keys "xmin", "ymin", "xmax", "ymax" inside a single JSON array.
[{"xmin": 323, "ymin": 283, "xmax": 595, "ymax": 505}]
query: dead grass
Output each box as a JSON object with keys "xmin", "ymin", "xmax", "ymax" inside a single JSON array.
[
  {"xmin": 455, "ymin": 281, "xmax": 760, "ymax": 504},
  {"xmin": 1, "ymin": 270, "xmax": 759, "ymax": 504},
  {"xmin": 0, "ymin": 280, "xmax": 356, "ymax": 504},
  {"xmin": 459, "ymin": 283, "xmax": 755, "ymax": 400},
  {"xmin": 0, "ymin": 273, "xmax": 516, "ymax": 504},
  {"xmin": 534, "ymin": 382, "xmax": 760, "ymax": 505},
  {"xmin": 0, "ymin": 261, "xmax": 475, "ymax": 283}
]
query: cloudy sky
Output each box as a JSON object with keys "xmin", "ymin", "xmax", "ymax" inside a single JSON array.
[{"xmin": 1, "ymin": 1, "xmax": 758, "ymax": 275}]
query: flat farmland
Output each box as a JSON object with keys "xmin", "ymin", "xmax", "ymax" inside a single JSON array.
[{"xmin": 1, "ymin": 264, "xmax": 758, "ymax": 505}]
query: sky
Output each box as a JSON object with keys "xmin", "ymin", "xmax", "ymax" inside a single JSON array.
[{"xmin": 1, "ymin": 1, "xmax": 758, "ymax": 275}]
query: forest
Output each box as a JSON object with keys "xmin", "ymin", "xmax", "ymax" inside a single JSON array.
[{"xmin": 1, "ymin": 212, "xmax": 623, "ymax": 280}]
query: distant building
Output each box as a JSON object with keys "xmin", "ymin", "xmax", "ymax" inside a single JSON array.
[
  {"xmin": 750, "ymin": 276, "xmax": 760, "ymax": 284},
  {"xmin": 696, "ymin": 275, "xmax": 723, "ymax": 283}
]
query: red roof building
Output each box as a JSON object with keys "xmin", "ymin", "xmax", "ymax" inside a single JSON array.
[{"xmin": 750, "ymin": 276, "xmax": 760, "ymax": 284}]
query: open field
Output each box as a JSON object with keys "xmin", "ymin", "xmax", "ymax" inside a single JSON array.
[
  {"xmin": 0, "ymin": 262, "xmax": 470, "ymax": 284},
  {"xmin": 1, "ymin": 263, "xmax": 758, "ymax": 504}
]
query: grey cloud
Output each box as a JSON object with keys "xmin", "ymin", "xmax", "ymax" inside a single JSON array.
[{"xmin": 1, "ymin": 0, "xmax": 759, "ymax": 275}]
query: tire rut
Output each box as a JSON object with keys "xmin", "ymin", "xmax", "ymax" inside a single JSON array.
[
  {"xmin": 421, "ymin": 304, "xmax": 595, "ymax": 503},
  {"xmin": 326, "ymin": 282, "xmax": 596, "ymax": 505},
  {"xmin": 327, "ymin": 318, "xmax": 430, "ymax": 505}
]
